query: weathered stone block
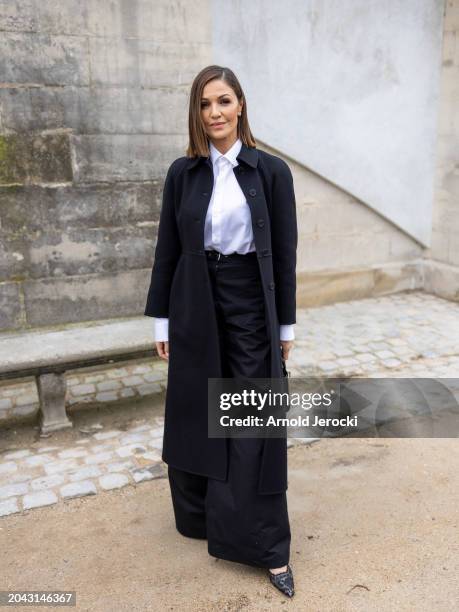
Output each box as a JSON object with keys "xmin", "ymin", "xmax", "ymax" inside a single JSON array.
[
  {"xmin": 0, "ymin": 86, "xmax": 188, "ymax": 134},
  {"xmin": 33, "ymin": 0, "xmax": 89, "ymax": 36},
  {"xmin": 89, "ymin": 36, "xmax": 210, "ymax": 88},
  {"xmin": 0, "ymin": 0, "xmax": 36, "ymax": 32},
  {"xmin": 0, "ymin": 281, "xmax": 22, "ymax": 330},
  {"xmin": 86, "ymin": 0, "xmax": 210, "ymax": 42},
  {"xmin": 25, "ymin": 224, "xmax": 157, "ymax": 278},
  {"xmin": 0, "ymin": 32, "xmax": 89, "ymax": 85},
  {"xmin": 424, "ymin": 260, "xmax": 459, "ymax": 302},
  {"xmin": 0, "ymin": 181, "xmax": 162, "ymax": 233},
  {"xmin": 70, "ymin": 134, "xmax": 185, "ymax": 182},
  {"xmin": 296, "ymin": 261, "xmax": 425, "ymax": 308},
  {"xmin": 22, "ymin": 268, "xmax": 153, "ymax": 326},
  {"xmin": 373, "ymin": 262, "xmax": 424, "ymax": 294},
  {"xmin": 0, "ymin": 132, "xmax": 72, "ymax": 185}
]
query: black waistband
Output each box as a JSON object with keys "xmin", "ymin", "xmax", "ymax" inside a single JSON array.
[{"xmin": 205, "ymin": 249, "xmax": 257, "ymax": 261}]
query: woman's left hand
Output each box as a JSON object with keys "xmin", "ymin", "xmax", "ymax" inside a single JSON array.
[{"xmin": 280, "ymin": 340, "xmax": 294, "ymax": 360}]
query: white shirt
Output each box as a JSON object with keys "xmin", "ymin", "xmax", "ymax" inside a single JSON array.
[
  {"xmin": 154, "ymin": 138, "xmax": 295, "ymax": 342},
  {"xmin": 204, "ymin": 138, "xmax": 255, "ymax": 254}
]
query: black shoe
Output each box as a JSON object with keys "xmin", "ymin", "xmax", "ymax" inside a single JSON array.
[{"xmin": 268, "ymin": 564, "xmax": 294, "ymax": 597}]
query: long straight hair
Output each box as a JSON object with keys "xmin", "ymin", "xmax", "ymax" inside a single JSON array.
[{"xmin": 186, "ymin": 65, "xmax": 256, "ymax": 158}]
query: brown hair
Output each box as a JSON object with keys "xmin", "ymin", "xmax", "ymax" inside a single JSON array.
[{"xmin": 186, "ymin": 65, "xmax": 256, "ymax": 158}]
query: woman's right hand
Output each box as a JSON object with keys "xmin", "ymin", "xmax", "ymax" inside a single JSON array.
[{"xmin": 156, "ymin": 341, "xmax": 169, "ymax": 360}]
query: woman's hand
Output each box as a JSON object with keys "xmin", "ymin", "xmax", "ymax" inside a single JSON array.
[
  {"xmin": 156, "ymin": 341, "xmax": 169, "ymax": 360},
  {"xmin": 280, "ymin": 340, "xmax": 294, "ymax": 360}
]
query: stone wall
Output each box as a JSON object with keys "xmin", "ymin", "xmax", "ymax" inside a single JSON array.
[
  {"xmin": 0, "ymin": 1, "xmax": 457, "ymax": 333},
  {"xmin": 258, "ymin": 141, "xmax": 424, "ymax": 308},
  {"xmin": 211, "ymin": 0, "xmax": 445, "ymax": 247},
  {"xmin": 0, "ymin": 0, "xmax": 211, "ymax": 331},
  {"xmin": 425, "ymin": 0, "xmax": 459, "ymax": 300}
]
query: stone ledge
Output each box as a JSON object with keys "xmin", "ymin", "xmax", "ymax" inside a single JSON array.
[
  {"xmin": 0, "ymin": 317, "xmax": 157, "ymax": 375},
  {"xmin": 297, "ymin": 260, "xmax": 425, "ymax": 307},
  {"xmin": 423, "ymin": 259, "xmax": 459, "ymax": 302}
]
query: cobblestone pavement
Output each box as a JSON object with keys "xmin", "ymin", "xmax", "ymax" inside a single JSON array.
[
  {"xmin": 0, "ymin": 290, "xmax": 458, "ymax": 517},
  {"xmin": 288, "ymin": 290, "xmax": 459, "ymax": 378}
]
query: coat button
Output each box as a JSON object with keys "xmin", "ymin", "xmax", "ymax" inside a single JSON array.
[
  {"xmin": 202, "ymin": 192, "xmax": 208, "ymax": 196},
  {"xmin": 257, "ymin": 218, "xmax": 265, "ymax": 228},
  {"xmin": 249, "ymin": 188, "xmax": 257, "ymax": 197},
  {"xmin": 261, "ymin": 248, "xmax": 270, "ymax": 256},
  {"xmin": 268, "ymin": 281, "xmax": 275, "ymax": 290}
]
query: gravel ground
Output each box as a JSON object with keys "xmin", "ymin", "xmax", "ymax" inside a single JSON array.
[{"xmin": 2, "ymin": 433, "xmax": 458, "ymax": 611}]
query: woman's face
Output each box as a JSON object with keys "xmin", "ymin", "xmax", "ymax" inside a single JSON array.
[{"xmin": 200, "ymin": 79, "xmax": 243, "ymax": 147}]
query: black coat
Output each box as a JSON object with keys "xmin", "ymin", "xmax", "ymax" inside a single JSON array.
[{"xmin": 144, "ymin": 142, "xmax": 298, "ymax": 494}]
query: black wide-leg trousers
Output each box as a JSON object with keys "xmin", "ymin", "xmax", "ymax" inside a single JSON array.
[{"xmin": 167, "ymin": 250, "xmax": 291, "ymax": 569}]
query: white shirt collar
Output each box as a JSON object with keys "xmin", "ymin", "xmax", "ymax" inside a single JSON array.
[{"xmin": 209, "ymin": 138, "xmax": 242, "ymax": 167}]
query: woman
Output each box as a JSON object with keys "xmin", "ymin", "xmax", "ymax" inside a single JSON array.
[{"xmin": 144, "ymin": 65, "xmax": 298, "ymax": 598}]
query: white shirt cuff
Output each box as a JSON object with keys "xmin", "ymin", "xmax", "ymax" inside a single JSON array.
[
  {"xmin": 154, "ymin": 318, "xmax": 169, "ymax": 342},
  {"xmin": 155, "ymin": 319, "xmax": 294, "ymax": 342},
  {"xmin": 280, "ymin": 324, "xmax": 295, "ymax": 341}
]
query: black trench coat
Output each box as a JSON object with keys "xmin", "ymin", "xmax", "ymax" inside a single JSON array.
[{"xmin": 144, "ymin": 142, "xmax": 298, "ymax": 494}]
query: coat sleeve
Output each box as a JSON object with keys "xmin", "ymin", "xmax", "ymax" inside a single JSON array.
[
  {"xmin": 271, "ymin": 158, "xmax": 298, "ymax": 325},
  {"xmin": 144, "ymin": 160, "xmax": 182, "ymax": 318}
]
